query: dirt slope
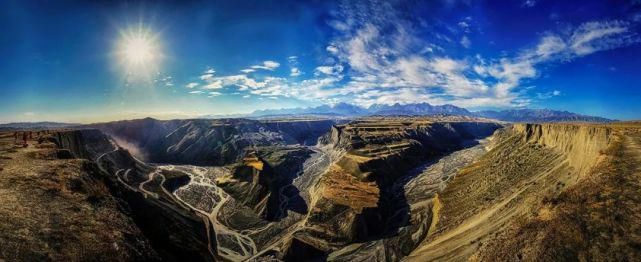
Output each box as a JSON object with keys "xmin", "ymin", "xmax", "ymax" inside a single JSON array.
[
  {"xmin": 0, "ymin": 132, "xmax": 157, "ymax": 261},
  {"xmin": 406, "ymin": 123, "xmax": 641, "ymax": 261}
]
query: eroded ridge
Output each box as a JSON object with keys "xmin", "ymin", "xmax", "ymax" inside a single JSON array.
[{"xmin": 407, "ymin": 122, "xmax": 641, "ymax": 261}]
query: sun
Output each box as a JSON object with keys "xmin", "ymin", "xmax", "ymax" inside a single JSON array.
[
  {"xmin": 114, "ymin": 23, "xmax": 163, "ymax": 82},
  {"xmin": 123, "ymin": 36, "xmax": 154, "ymax": 65}
]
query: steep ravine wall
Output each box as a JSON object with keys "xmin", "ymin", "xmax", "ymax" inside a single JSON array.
[
  {"xmin": 89, "ymin": 118, "xmax": 337, "ymax": 166},
  {"xmin": 50, "ymin": 129, "xmax": 213, "ymax": 261},
  {"xmin": 513, "ymin": 123, "xmax": 612, "ymax": 176},
  {"xmin": 295, "ymin": 121, "xmax": 503, "ymax": 255},
  {"xmin": 406, "ymin": 123, "xmax": 617, "ymax": 261}
]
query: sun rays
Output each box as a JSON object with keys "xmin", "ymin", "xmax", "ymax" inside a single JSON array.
[{"xmin": 114, "ymin": 22, "xmax": 163, "ymax": 84}]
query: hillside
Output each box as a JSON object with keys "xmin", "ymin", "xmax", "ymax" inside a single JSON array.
[
  {"xmin": 0, "ymin": 131, "xmax": 157, "ymax": 260},
  {"xmin": 1, "ymin": 118, "xmax": 639, "ymax": 261},
  {"xmin": 406, "ymin": 122, "xmax": 641, "ymax": 261}
]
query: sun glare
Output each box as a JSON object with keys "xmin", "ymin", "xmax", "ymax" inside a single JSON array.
[
  {"xmin": 115, "ymin": 24, "xmax": 162, "ymax": 82},
  {"xmin": 124, "ymin": 36, "xmax": 154, "ymax": 65}
]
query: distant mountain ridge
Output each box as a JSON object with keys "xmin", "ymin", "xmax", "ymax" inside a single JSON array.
[
  {"xmin": 476, "ymin": 109, "xmax": 613, "ymax": 123},
  {"xmin": 250, "ymin": 102, "xmax": 473, "ymax": 117},
  {"xmin": 0, "ymin": 121, "xmax": 80, "ymax": 131},
  {"xmin": 248, "ymin": 102, "xmax": 613, "ymax": 122}
]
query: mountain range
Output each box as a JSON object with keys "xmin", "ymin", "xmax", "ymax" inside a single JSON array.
[
  {"xmin": 248, "ymin": 102, "xmax": 613, "ymax": 122},
  {"xmin": 251, "ymin": 102, "xmax": 474, "ymax": 117},
  {"xmin": 0, "ymin": 121, "xmax": 80, "ymax": 131}
]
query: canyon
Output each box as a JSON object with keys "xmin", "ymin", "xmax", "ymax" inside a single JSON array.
[{"xmin": 0, "ymin": 117, "xmax": 639, "ymax": 261}]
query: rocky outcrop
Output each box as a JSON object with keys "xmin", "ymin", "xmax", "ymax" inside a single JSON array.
[
  {"xmin": 50, "ymin": 129, "xmax": 115, "ymax": 160},
  {"xmin": 216, "ymin": 146, "xmax": 313, "ymax": 220},
  {"xmin": 262, "ymin": 119, "xmax": 336, "ymax": 145},
  {"xmin": 322, "ymin": 119, "xmax": 502, "ymax": 184}
]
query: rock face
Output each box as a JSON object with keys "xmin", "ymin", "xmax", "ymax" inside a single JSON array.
[
  {"xmin": 0, "ymin": 130, "xmax": 157, "ymax": 261},
  {"xmin": 322, "ymin": 118, "xmax": 502, "ymax": 184},
  {"xmin": 296, "ymin": 117, "xmax": 502, "ymax": 253},
  {"xmin": 9, "ymin": 118, "xmax": 639, "ymax": 262},
  {"xmin": 216, "ymin": 146, "xmax": 314, "ymax": 220},
  {"xmin": 407, "ymin": 122, "xmax": 641, "ymax": 261},
  {"xmin": 514, "ymin": 123, "xmax": 612, "ymax": 175},
  {"xmin": 89, "ymin": 118, "xmax": 336, "ymax": 165},
  {"xmin": 46, "ymin": 129, "xmax": 214, "ymax": 261}
]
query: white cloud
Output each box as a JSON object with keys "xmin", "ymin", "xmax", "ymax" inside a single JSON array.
[
  {"xmin": 183, "ymin": 2, "xmax": 638, "ymax": 110},
  {"xmin": 326, "ymin": 45, "xmax": 339, "ymax": 54},
  {"xmin": 203, "ymin": 81, "xmax": 223, "ymax": 89},
  {"xmin": 200, "ymin": 74, "xmax": 214, "ymax": 81},
  {"xmin": 189, "ymin": 90, "xmax": 203, "ymax": 94},
  {"xmin": 536, "ymin": 90, "xmax": 561, "ymax": 99},
  {"xmin": 460, "ymin": 36, "xmax": 471, "ymax": 48},
  {"xmin": 186, "ymin": 82, "xmax": 199, "ymax": 88},
  {"xmin": 250, "ymin": 60, "xmax": 280, "ymax": 71},
  {"xmin": 322, "ymin": 3, "xmax": 638, "ymax": 108},
  {"xmin": 532, "ymin": 35, "xmax": 566, "ymax": 59},
  {"xmin": 314, "ymin": 64, "xmax": 343, "ymax": 76},
  {"xmin": 523, "ymin": 0, "xmax": 536, "ymax": 7},
  {"xmin": 290, "ymin": 68, "xmax": 302, "ymax": 77},
  {"xmin": 569, "ymin": 20, "xmax": 631, "ymax": 55},
  {"xmin": 208, "ymin": 91, "xmax": 222, "ymax": 97}
]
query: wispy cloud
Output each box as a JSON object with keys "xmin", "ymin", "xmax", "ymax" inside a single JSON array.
[
  {"xmin": 290, "ymin": 68, "xmax": 302, "ymax": 77},
  {"xmin": 250, "ymin": 60, "xmax": 280, "ymax": 71},
  {"xmin": 186, "ymin": 82, "xmax": 199, "ymax": 88},
  {"xmin": 208, "ymin": 91, "xmax": 222, "ymax": 97},
  {"xmin": 181, "ymin": 2, "xmax": 638, "ymax": 109},
  {"xmin": 537, "ymin": 90, "xmax": 561, "ymax": 99},
  {"xmin": 460, "ymin": 36, "xmax": 471, "ymax": 48},
  {"xmin": 318, "ymin": 1, "xmax": 639, "ymax": 108}
]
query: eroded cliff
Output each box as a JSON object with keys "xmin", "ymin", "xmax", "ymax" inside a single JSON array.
[{"xmin": 407, "ymin": 122, "xmax": 641, "ymax": 261}]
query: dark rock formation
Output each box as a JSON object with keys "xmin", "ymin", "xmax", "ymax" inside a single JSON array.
[
  {"xmin": 295, "ymin": 118, "xmax": 502, "ymax": 254},
  {"xmin": 216, "ymin": 146, "xmax": 313, "ymax": 220},
  {"xmin": 88, "ymin": 118, "xmax": 335, "ymax": 166},
  {"xmin": 51, "ymin": 129, "xmax": 214, "ymax": 261}
]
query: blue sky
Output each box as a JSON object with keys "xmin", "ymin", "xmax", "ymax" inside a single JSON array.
[{"xmin": 1, "ymin": 0, "xmax": 640, "ymax": 123}]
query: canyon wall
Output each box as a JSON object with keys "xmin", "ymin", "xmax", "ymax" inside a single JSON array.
[
  {"xmin": 89, "ymin": 118, "xmax": 336, "ymax": 166},
  {"xmin": 407, "ymin": 122, "xmax": 620, "ymax": 261},
  {"xmin": 297, "ymin": 119, "xmax": 503, "ymax": 254},
  {"xmin": 512, "ymin": 123, "xmax": 612, "ymax": 175},
  {"xmin": 49, "ymin": 129, "xmax": 213, "ymax": 261}
]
